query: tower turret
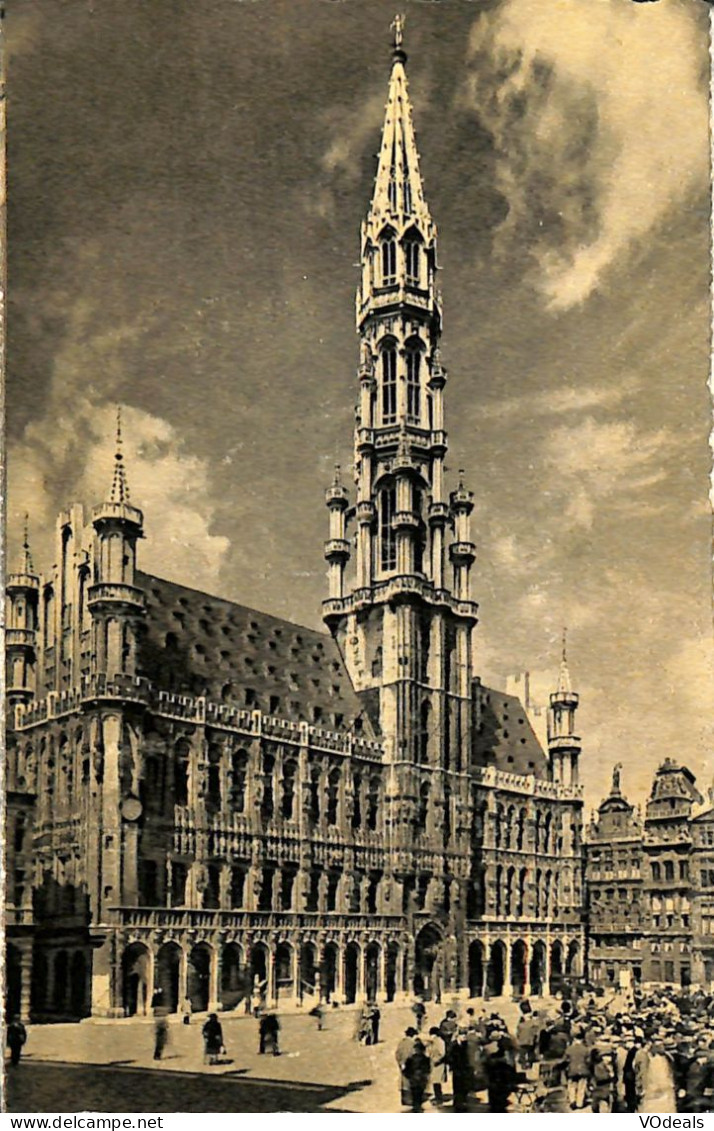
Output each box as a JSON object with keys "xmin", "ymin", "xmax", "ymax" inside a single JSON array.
[
  {"xmin": 88, "ymin": 408, "xmax": 146, "ymax": 679},
  {"xmin": 548, "ymin": 629, "xmax": 581, "ymax": 785},
  {"xmin": 5, "ymin": 516, "xmax": 40, "ymax": 711},
  {"xmin": 324, "ymin": 464, "xmax": 351, "ymax": 599}
]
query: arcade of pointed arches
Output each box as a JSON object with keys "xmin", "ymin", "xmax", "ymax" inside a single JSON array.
[{"xmin": 116, "ymin": 928, "xmax": 583, "ymax": 1017}]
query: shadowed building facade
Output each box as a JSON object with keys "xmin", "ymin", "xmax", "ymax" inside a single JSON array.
[{"xmin": 5, "ymin": 26, "xmax": 585, "ymax": 1022}]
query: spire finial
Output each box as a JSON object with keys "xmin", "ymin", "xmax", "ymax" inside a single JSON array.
[
  {"xmin": 21, "ymin": 513, "xmax": 34, "ymax": 574},
  {"xmin": 333, "ymin": 463, "xmax": 342, "ymax": 487},
  {"xmin": 556, "ymin": 626, "xmax": 572, "ymax": 694},
  {"xmin": 562, "ymin": 625, "xmax": 568, "ymax": 664},
  {"xmin": 458, "ymin": 468, "xmax": 465, "ymax": 489},
  {"xmin": 110, "ymin": 404, "xmax": 130, "ymax": 504}
]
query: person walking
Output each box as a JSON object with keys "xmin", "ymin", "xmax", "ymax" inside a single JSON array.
[
  {"xmin": 259, "ymin": 1011, "xmax": 281, "ymax": 1056},
  {"xmin": 589, "ymin": 1045, "xmax": 615, "ymax": 1113},
  {"xmin": 425, "ymin": 1027, "xmax": 446, "ymax": 1105},
  {"xmin": 564, "ymin": 1027, "xmax": 591, "ymax": 1110},
  {"xmin": 640, "ymin": 1038, "xmax": 676, "ymax": 1113},
  {"xmin": 484, "ymin": 1035, "xmax": 519, "ymax": 1113},
  {"xmin": 404, "ymin": 1039, "xmax": 432, "ymax": 1113},
  {"xmin": 396, "ymin": 1027, "xmax": 418, "ymax": 1108},
  {"xmin": 448, "ymin": 1027, "xmax": 474, "ymax": 1113},
  {"xmin": 201, "ymin": 1013, "xmax": 224, "ymax": 1066},
  {"xmin": 369, "ymin": 1003, "xmax": 381, "ymax": 1045},
  {"xmin": 411, "ymin": 999, "xmax": 426, "ymax": 1033},
  {"xmin": 153, "ymin": 1012, "xmax": 169, "ymax": 1061},
  {"xmin": 6, "ymin": 1017, "xmax": 27, "ymax": 1067}
]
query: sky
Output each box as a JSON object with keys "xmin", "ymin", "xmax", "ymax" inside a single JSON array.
[{"xmin": 6, "ymin": 0, "xmax": 712, "ymax": 812}]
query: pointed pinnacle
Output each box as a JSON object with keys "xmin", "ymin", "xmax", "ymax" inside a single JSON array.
[
  {"xmin": 110, "ymin": 404, "xmax": 130, "ymax": 504},
  {"xmin": 21, "ymin": 512, "xmax": 34, "ymax": 574}
]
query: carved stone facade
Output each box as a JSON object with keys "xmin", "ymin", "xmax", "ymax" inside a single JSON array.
[
  {"xmin": 5, "ymin": 28, "xmax": 585, "ymax": 1021},
  {"xmin": 585, "ymin": 761, "xmax": 714, "ymax": 990}
]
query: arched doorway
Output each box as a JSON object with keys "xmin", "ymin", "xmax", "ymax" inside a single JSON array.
[
  {"xmin": 414, "ymin": 924, "xmax": 442, "ymax": 1001},
  {"xmin": 122, "ymin": 942, "xmax": 151, "ymax": 1017},
  {"xmin": 188, "ymin": 944, "xmax": 212, "ymax": 1012},
  {"xmin": 530, "ymin": 940, "xmax": 546, "ymax": 997},
  {"xmin": 365, "ymin": 942, "xmax": 380, "ymax": 1001},
  {"xmin": 566, "ymin": 939, "xmax": 580, "ymax": 977},
  {"xmin": 550, "ymin": 940, "xmax": 564, "ymax": 994},
  {"xmin": 468, "ymin": 940, "xmax": 484, "ymax": 998},
  {"xmin": 344, "ymin": 942, "xmax": 359, "ymax": 1004},
  {"xmin": 250, "ymin": 942, "xmax": 269, "ymax": 999},
  {"xmin": 6, "ymin": 944, "xmax": 21, "ymax": 1019},
  {"xmin": 322, "ymin": 943, "xmax": 338, "ymax": 1002},
  {"xmin": 54, "ymin": 950, "xmax": 69, "ymax": 1013},
  {"xmin": 155, "ymin": 942, "xmax": 182, "ymax": 1012},
  {"xmin": 274, "ymin": 943, "xmax": 293, "ymax": 1000},
  {"xmin": 385, "ymin": 943, "xmax": 399, "ymax": 1002},
  {"xmin": 70, "ymin": 951, "xmax": 88, "ymax": 1018},
  {"xmin": 221, "ymin": 943, "xmax": 245, "ymax": 1011},
  {"xmin": 31, "ymin": 950, "xmax": 49, "ymax": 1015},
  {"xmin": 300, "ymin": 943, "xmax": 318, "ymax": 1001},
  {"xmin": 486, "ymin": 940, "xmax": 506, "ymax": 997},
  {"xmin": 511, "ymin": 940, "xmax": 527, "ymax": 998}
]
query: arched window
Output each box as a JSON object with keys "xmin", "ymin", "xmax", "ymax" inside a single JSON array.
[
  {"xmin": 381, "ymin": 346, "xmax": 397, "ymax": 423},
  {"xmin": 417, "ymin": 781, "xmax": 430, "ymax": 832},
  {"xmin": 543, "ymin": 812, "xmax": 553, "ymax": 854},
  {"xmin": 413, "ymin": 487, "xmax": 427, "ymax": 575},
  {"xmin": 351, "ymin": 772, "xmax": 363, "ymax": 829},
  {"xmin": 230, "ymin": 750, "xmax": 248, "ymax": 812},
  {"xmin": 495, "ymin": 803, "xmax": 505, "ymax": 849},
  {"xmin": 261, "ymin": 753, "xmax": 275, "ymax": 823},
  {"xmin": 535, "ymin": 868, "xmax": 542, "ymax": 917},
  {"xmin": 43, "ymin": 586, "xmax": 55, "ymax": 648},
  {"xmin": 418, "ymin": 700, "xmax": 430, "ymax": 764},
  {"xmin": 379, "ymin": 485, "xmax": 397, "ymax": 572},
  {"xmin": 367, "ymin": 776, "xmax": 380, "ymax": 831},
  {"xmin": 326, "ymin": 767, "xmax": 340, "ymax": 826},
  {"xmin": 174, "ymin": 739, "xmax": 190, "ymax": 806},
  {"xmin": 517, "ymin": 808, "xmax": 527, "ymax": 850},
  {"xmin": 651, "ymin": 861, "xmax": 661, "ymax": 881},
  {"xmin": 388, "ymin": 175, "xmax": 397, "ymax": 212},
  {"xmin": 206, "ymin": 744, "xmax": 222, "ymax": 814},
  {"xmin": 406, "ymin": 346, "xmax": 421, "ymax": 422},
  {"xmin": 381, "ymin": 238, "xmax": 396, "ymax": 284},
  {"xmin": 281, "ymin": 760, "xmax": 297, "ymax": 820},
  {"xmin": 517, "ymin": 868, "xmax": 527, "ymax": 916},
  {"xmin": 505, "ymin": 866, "xmax": 515, "ymax": 915},
  {"xmin": 443, "ymin": 784, "xmax": 452, "ymax": 846},
  {"xmin": 405, "ymin": 239, "xmax": 419, "ymax": 284},
  {"xmin": 664, "ymin": 860, "xmax": 674, "ymax": 881},
  {"xmin": 495, "ymin": 865, "xmax": 503, "ymax": 916}
]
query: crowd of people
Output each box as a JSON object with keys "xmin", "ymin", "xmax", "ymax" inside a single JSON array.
[{"xmin": 393, "ymin": 985, "xmax": 714, "ymax": 1113}]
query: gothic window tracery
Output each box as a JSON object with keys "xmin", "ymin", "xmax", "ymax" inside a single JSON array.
[
  {"xmin": 379, "ymin": 485, "xmax": 397, "ymax": 572},
  {"xmin": 230, "ymin": 749, "xmax": 248, "ymax": 812},
  {"xmin": 381, "ymin": 236, "xmax": 397, "ymax": 284},
  {"xmin": 405, "ymin": 238, "xmax": 420, "ymax": 285},
  {"xmin": 174, "ymin": 739, "xmax": 190, "ymax": 806},
  {"xmin": 326, "ymin": 767, "xmax": 340, "ymax": 825},
  {"xmin": 282, "ymin": 760, "xmax": 297, "ymax": 820},
  {"xmin": 381, "ymin": 346, "xmax": 397, "ymax": 424},
  {"xmin": 406, "ymin": 344, "xmax": 421, "ymax": 422}
]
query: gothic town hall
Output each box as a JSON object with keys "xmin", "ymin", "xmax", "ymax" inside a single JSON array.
[{"xmin": 5, "ymin": 28, "xmax": 586, "ymax": 1022}]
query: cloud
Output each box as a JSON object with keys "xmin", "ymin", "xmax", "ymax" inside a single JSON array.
[
  {"xmin": 541, "ymin": 416, "xmax": 675, "ymax": 527},
  {"xmin": 480, "ymin": 375, "xmax": 641, "ymax": 421},
  {"xmin": 463, "ymin": 0, "xmax": 708, "ymax": 310},
  {"xmin": 8, "ymin": 401, "xmax": 230, "ymax": 592}
]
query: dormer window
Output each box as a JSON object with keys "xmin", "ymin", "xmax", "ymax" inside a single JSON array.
[{"xmin": 381, "ymin": 238, "xmax": 397, "ymax": 286}]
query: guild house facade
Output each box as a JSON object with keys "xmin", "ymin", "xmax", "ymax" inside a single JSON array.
[
  {"xmin": 5, "ymin": 24, "xmax": 587, "ymax": 1023},
  {"xmin": 585, "ymin": 761, "xmax": 714, "ymax": 991}
]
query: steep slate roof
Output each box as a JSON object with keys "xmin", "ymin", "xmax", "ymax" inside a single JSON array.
[
  {"xmin": 135, "ymin": 572, "xmax": 373, "ymax": 735},
  {"xmin": 471, "ymin": 682, "xmax": 550, "ymax": 780}
]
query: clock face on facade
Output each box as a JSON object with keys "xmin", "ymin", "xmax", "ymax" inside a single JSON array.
[{"xmin": 120, "ymin": 796, "xmax": 143, "ymax": 822}]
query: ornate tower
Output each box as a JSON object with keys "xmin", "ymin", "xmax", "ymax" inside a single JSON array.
[
  {"xmin": 88, "ymin": 409, "xmax": 146, "ymax": 680},
  {"xmin": 548, "ymin": 630, "xmax": 581, "ymax": 786},
  {"xmin": 323, "ymin": 19, "xmax": 478, "ymax": 930},
  {"xmin": 5, "ymin": 517, "xmax": 40, "ymax": 710}
]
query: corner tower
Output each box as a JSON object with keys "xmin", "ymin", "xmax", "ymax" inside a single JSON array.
[
  {"xmin": 88, "ymin": 409, "xmax": 146, "ymax": 680},
  {"xmin": 5, "ymin": 517, "xmax": 40, "ymax": 710},
  {"xmin": 323, "ymin": 19, "xmax": 478, "ymax": 903},
  {"xmin": 548, "ymin": 630, "xmax": 581, "ymax": 786}
]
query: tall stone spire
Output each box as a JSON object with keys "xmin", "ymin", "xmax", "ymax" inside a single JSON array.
[
  {"xmin": 556, "ymin": 626, "xmax": 572, "ymax": 694},
  {"xmin": 365, "ymin": 15, "xmax": 432, "ymax": 237},
  {"xmin": 20, "ymin": 513, "xmax": 34, "ymax": 575}
]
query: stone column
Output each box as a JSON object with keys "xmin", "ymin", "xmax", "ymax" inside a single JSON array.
[
  {"xmin": 178, "ymin": 948, "xmax": 189, "ymax": 1011},
  {"xmin": 208, "ymin": 946, "xmax": 220, "ymax": 1012},
  {"xmin": 544, "ymin": 939, "xmax": 552, "ymax": 994},
  {"xmin": 379, "ymin": 943, "xmax": 388, "ymax": 1003},
  {"xmin": 503, "ymin": 940, "xmax": 512, "ymax": 999},
  {"xmin": 523, "ymin": 937, "xmax": 531, "ymax": 998},
  {"xmin": 18, "ymin": 943, "xmax": 33, "ymax": 1022}
]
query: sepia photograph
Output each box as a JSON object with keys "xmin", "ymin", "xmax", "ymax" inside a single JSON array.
[{"xmin": 3, "ymin": 0, "xmax": 713, "ymax": 1116}]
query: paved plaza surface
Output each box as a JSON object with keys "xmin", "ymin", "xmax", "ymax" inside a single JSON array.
[{"xmin": 6, "ymin": 998, "xmax": 533, "ymax": 1114}]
